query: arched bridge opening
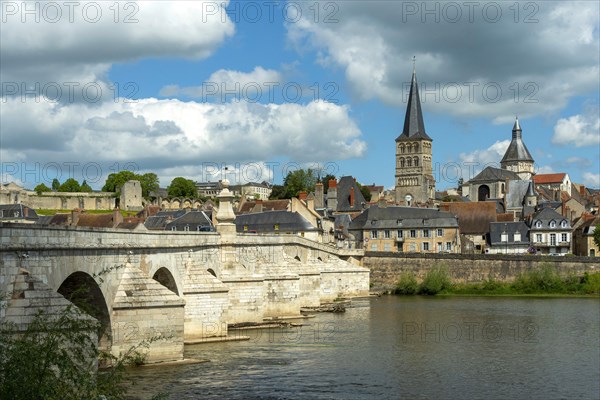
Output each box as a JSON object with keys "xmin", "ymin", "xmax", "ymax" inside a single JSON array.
[
  {"xmin": 152, "ymin": 267, "xmax": 179, "ymax": 295},
  {"xmin": 57, "ymin": 271, "xmax": 111, "ymax": 352}
]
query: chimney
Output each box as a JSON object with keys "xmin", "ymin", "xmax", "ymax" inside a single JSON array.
[
  {"xmin": 306, "ymin": 193, "xmax": 315, "ymax": 211},
  {"xmin": 327, "ymin": 179, "xmax": 338, "ymax": 210},
  {"xmin": 579, "ymin": 185, "xmax": 586, "ymax": 197},
  {"xmin": 299, "ymin": 191, "xmax": 307, "ymax": 201},
  {"xmin": 349, "ymin": 187, "xmax": 355, "ymax": 207},
  {"xmin": 23, "ymin": 206, "xmax": 28, "ymax": 218},
  {"xmin": 561, "ymin": 200, "xmax": 566, "ymax": 217},
  {"xmin": 113, "ymin": 207, "xmax": 123, "ymax": 227},
  {"xmin": 315, "ymin": 182, "xmax": 324, "ymax": 209},
  {"xmin": 328, "ymin": 178, "xmax": 337, "ymax": 189},
  {"xmin": 71, "ymin": 208, "xmax": 82, "ymax": 226}
]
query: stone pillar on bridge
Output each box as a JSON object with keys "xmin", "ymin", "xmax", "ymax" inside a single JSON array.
[{"xmin": 215, "ymin": 179, "xmax": 237, "ymax": 238}]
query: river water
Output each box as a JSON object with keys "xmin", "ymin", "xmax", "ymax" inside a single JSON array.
[{"xmin": 125, "ymin": 296, "xmax": 600, "ymax": 400}]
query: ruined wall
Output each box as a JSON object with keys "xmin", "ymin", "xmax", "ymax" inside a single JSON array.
[{"xmin": 365, "ymin": 252, "xmax": 600, "ymax": 290}]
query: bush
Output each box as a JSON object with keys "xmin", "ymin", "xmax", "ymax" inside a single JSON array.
[
  {"xmin": 395, "ymin": 272, "xmax": 418, "ymax": 295},
  {"xmin": 419, "ymin": 265, "xmax": 451, "ymax": 295},
  {"xmin": 581, "ymin": 272, "xmax": 600, "ymax": 295},
  {"xmin": 512, "ymin": 265, "xmax": 565, "ymax": 293}
]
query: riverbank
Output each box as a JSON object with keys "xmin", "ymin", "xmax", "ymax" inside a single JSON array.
[{"xmin": 393, "ymin": 266, "xmax": 600, "ymax": 297}]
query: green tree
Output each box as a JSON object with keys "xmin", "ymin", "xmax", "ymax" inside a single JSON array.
[
  {"xmin": 102, "ymin": 171, "xmax": 137, "ymax": 193},
  {"xmin": 356, "ymin": 182, "xmax": 372, "ymax": 202},
  {"xmin": 138, "ymin": 173, "xmax": 160, "ymax": 198},
  {"xmin": 103, "ymin": 171, "xmax": 159, "ymax": 199},
  {"xmin": 51, "ymin": 178, "xmax": 60, "ymax": 191},
  {"xmin": 283, "ymin": 168, "xmax": 317, "ymax": 198},
  {"xmin": 34, "ymin": 183, "xmax": 51, "ymax": 195},
  {"xmin": 268, "ymin": 184, "xmax": 287, "ymax": 200},
  {"xmin": 80, "ymin": 180, "xmax": 93, "ymax": 192},
  {"xmin": 167, "ymin": 177, "xmax": 198, "ymax": 198},
  {"xmin": 58, "ymin": 178, "xmax": 81, "ymax": 192},
  {"xmin": 593, "ymin": 225, "xmax": 600, "ymax": 250}
]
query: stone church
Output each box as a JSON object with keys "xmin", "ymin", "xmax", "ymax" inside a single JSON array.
[{"xmin": 394, "ymin": 66, "xmax": 435, "ymax": 205}]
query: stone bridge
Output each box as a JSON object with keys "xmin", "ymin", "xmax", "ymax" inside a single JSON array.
[{"xmin": 0, "ymin": 223, "xmax": 368, "ymax": 363}]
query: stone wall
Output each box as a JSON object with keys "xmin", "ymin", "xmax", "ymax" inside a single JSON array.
[{"xmin": 365, "ymin": 252, "xmax": 599, "ymax": 290}]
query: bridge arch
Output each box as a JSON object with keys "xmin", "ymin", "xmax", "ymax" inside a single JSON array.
[
  {"xmin": 152, "ymin": 267, "xmax": 179, "ymax": 295},
  {"xmin": 57, "ymin": 271, "xmax": 111, "ymax": 351}
]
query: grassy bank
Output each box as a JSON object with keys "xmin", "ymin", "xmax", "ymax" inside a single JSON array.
[{"xmin": 394, "ymin": 264, "xmax": 600, "ymax": 296}]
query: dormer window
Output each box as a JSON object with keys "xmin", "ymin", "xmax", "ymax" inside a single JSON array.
[
  {"xmin": 550, "ymin": 221, "xmax": 556, "ymax": 228},
  {"xmin": 561, "ymin": 221, "xmax": 567, "ymax": 228},
  {"xmin": 535, "ymin": 221, "xmax": 542, "ymax": 228}
]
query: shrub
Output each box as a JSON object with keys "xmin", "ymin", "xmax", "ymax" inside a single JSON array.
[
  {"xmin": 512, "ymin": 265, "xmax": 564, "ymax": 293},
  {"xmin": 419, "ymin": 265, "xmax": 451, "ymax": 295},
  {"xmin": 395, "ymin": 272, "xmax": 418, "ymax": 295},
  {"xmin": 581, "ymin": 272, "xmax": 600, "ymax": 295}
]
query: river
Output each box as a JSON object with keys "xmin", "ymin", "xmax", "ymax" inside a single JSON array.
[{"xmin": 125, "ymin": 296, "xmax": 600, "ymax": 400}]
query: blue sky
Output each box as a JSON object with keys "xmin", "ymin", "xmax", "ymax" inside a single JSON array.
[{"xmin": 1, "ymin": 1, "xmax": 599, "ymax": 192}]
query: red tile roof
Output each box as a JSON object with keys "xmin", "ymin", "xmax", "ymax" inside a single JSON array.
[{"xmin": 534, "ymin": 173, "xmax": 566, "ymax": 184}]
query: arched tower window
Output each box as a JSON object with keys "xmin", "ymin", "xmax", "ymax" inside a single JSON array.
[
  {"xmin": 414, "ymin": 143, "xmax": 419, "ymax": 152},
  {"xmin": 400, "ymin": 145, "xmax": 405, "ymax": 154},
  {"xmin": 400, "ymin": 158, "xmax": 405, "ymax": 168},
  {"xmin": 414, "ymin": 157, "xmax": 419, "ymax": 167},
  {"xmin": 406, "ymin": 158, "xmax": 412, "ymax": 167}
]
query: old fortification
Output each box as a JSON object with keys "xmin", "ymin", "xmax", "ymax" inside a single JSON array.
[{"xmin": 365, "ymin": 252, "xmax": 599, "ymax": 290}]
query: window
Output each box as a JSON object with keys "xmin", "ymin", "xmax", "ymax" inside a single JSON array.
[
  {"xmin": 535, "ymin": 221, "xmax": 542, "ymax": 228},
  {"xmin": 423, "ymin": 229, "xmax": 430, "ymax": 238},
  {"xmin": 437, "ymin": 243, "xmax": 442, "ymax": 252},
  {"xmin": 371, "ymin": 231, "xmax": 378, "ymax": 239},
  {"xmin": 514, "ymin": 232, "xmax": 521, "ymax": 242},
  {"xmin": 561, "ymin": 221, "xmax": 568, "ymax": 228},
  {"xmin": 274, "ymin": 224, "xmax": 279, "ymax": 231},
  {"xmin": 446, "ymin": 242, "xmax": 452, "ymax": 251},
  {"xmin": 561, "ymin": 233, "xmax": 567, "ymax": 242},
  {"xmin": 414, "ymin": 157, "xmax": 419, "ymax": 167},
  {"xmin": 400, "ymin": 158, "xmax": 405, "ymax": 168},
  {"xmin": 422, "ymin": 242, "xmax": 429, "ymax": 251},
  {"xmin": 384, "ymin": 244, "xmax": 391, "ymax": 251},
  {"xmin": 397, "ymin": 243, "xmax": 403, "ymax": 252},
  {"xmin": 171, "ymin": 226, "xmax": 176, "ymax": 231},
  {"xmin": 550, "ymin": 234, "xmax": 556, "ymax": 246},
  {"xmin": 384, "ymin": 230, "xmax": 391, "ymax": 239},
  {"xmin": 406, "ymin": 158, "xmax": 412, "ymax": 167},
  {"xmin": 550, "ymin": 221, "xmax": 556, "ymax": 228},
  {"xmin": 536, "ymin": 234, "xmax": 542, "ymax": 243},
  {"xmin": 397, "ymin": 230, "xmax": 403, "ymax": 238},
  {"xmin": 437, "ymin": 229, "xmax": 443, "ymax": 237},
  {"xmin": 184, "ymin": 225, "xmax": 190, "ymax": 231},
  {"xmin": 410, "ymin": 229, "xmax": 417, "ymax": 238},
  {"xmin": 371, "ymin": 244, "xmax": 378, "ymax": 251},
  {"xmin": 501, "ymin": 233, "xmax": 508, "ymax": 242},
  {"xmin": 400, "ymin": 145, "xmax": 405, "ymax": 154}
]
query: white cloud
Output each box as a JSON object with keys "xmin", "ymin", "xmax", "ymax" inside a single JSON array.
[
  {"xmin": 0, "ymin": 97, "xmax": 366, "ymax": 187},
  {"xmin": 286, "ymin": 1, "xmax": 599, "ymax": 121},
  {"xmin": 0, "ymin": 1, "xmax": 235, "ymax": 98},
  {"xmin": 159, "ymin": 67, "xmax": 283, "ymax": 102},
  {"xmin": 457, "ymin": 140, "xmax": 509, "ymax": 181},
  {"xmin": 535, "ymin": 165, "xmax": 556, "ymax": 175},
  {"xmin": 552, "ymin": 113, "xmax": 600, "ymax": 147},
  {"xmin": 583, "ymin": 172, "xmax": 600, "ymax": 188}
]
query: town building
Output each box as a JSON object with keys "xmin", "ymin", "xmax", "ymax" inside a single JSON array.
[
  {"xmin": 530, "ymin": 207, "xmax": 572, "ymax": 255},
  {"xmin": 572, "ymin": 214, "xmax": 600, "ymax": 257},
  {"xmin": 313, "ymin": 176, "xmax": 367, "ymax": 217},
  {"xmin": 394, "ymin": 66, "xmax": 435, "ymax": 205},
  {"xmin": 0, "ymin": 204, "xmax": 39, "ymax": 223},
  {"xmin": 534, "ymin": 173, "xmax": 572, "ymax": 197},
  {"xmin": 487, "ymin": 221, "xmax": 531, "ymax": 254},
  {"xmin": 500, "ymin": 118, "xmax": 535, "ymax": 180},
  {"xmin": 349, "ymin": 205, "xmax": 460, "ymax": 253},
  {"xmin": 440, "ymin": 202, "xmax": 497, "ymax": 253}
]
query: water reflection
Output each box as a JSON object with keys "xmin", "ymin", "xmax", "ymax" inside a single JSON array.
[{"xmin": 125, "ymin": 297, "xmax": 600, "ymax": 400}]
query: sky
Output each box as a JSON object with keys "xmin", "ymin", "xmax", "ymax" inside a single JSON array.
[{"xmin": 1, "ymin": 0, "xmax": 599, "ymax": 192}]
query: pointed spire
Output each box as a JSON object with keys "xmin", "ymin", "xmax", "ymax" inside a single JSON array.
[
  {"xmin": 526, "ymin": 180, "xmax": 536, "ymax": 197},
  {"xmin": 512, "ymin": 116, "xmax": 522, "ymax": 139},
  {"xmin": 501, "ymin": 118, "xmax": 533, "ymax": 163},
  {"xmin": 396, "ymin": 63, "xmax": 431, "ymax": 141}
]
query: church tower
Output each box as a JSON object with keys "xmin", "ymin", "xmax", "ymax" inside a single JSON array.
[
  {"xmin": 500, "ymin": 117, "xmax": 535, "ymax": 180},
  {"xmin": 395, "ymin": 65, "xmax": 435, "ymax": 205}
]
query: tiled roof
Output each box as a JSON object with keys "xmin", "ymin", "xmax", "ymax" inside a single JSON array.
[
  {"xmin": 439, "ymin": 202, "xmax": 496, "ymax": 234},
  {"xmin": 238, "ymin": 199, "xmax": 290, "ymax": 214},
  {"xmin": 76, "ymin": 214, "xmax": 117, "ymax": 228},
  {"xmin": 165, "ymin": 211, "xmax": 213, "ymax": 231},
  {"xmin": 468, "ymin": 167, "xmax": 520, "ymax": 183},
  {"xmin": 489, "ymin": 221, "xmax": 530, "ymax": 246},
  {"xmin": 235, "ymin": 211, "xmax": 315, "ymax": 233},
  {"xmin": 534, "ymin": 173, "xmax": 566, "ymax": 184},
  {"xmin": 349, "ymin": 205, "xmax": 458, "ymax": 230}
]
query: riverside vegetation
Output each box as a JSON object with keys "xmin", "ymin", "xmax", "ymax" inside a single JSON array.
[{"xmin": 394, "ymin": 264, "xmax": 600, "ymax": 296}]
